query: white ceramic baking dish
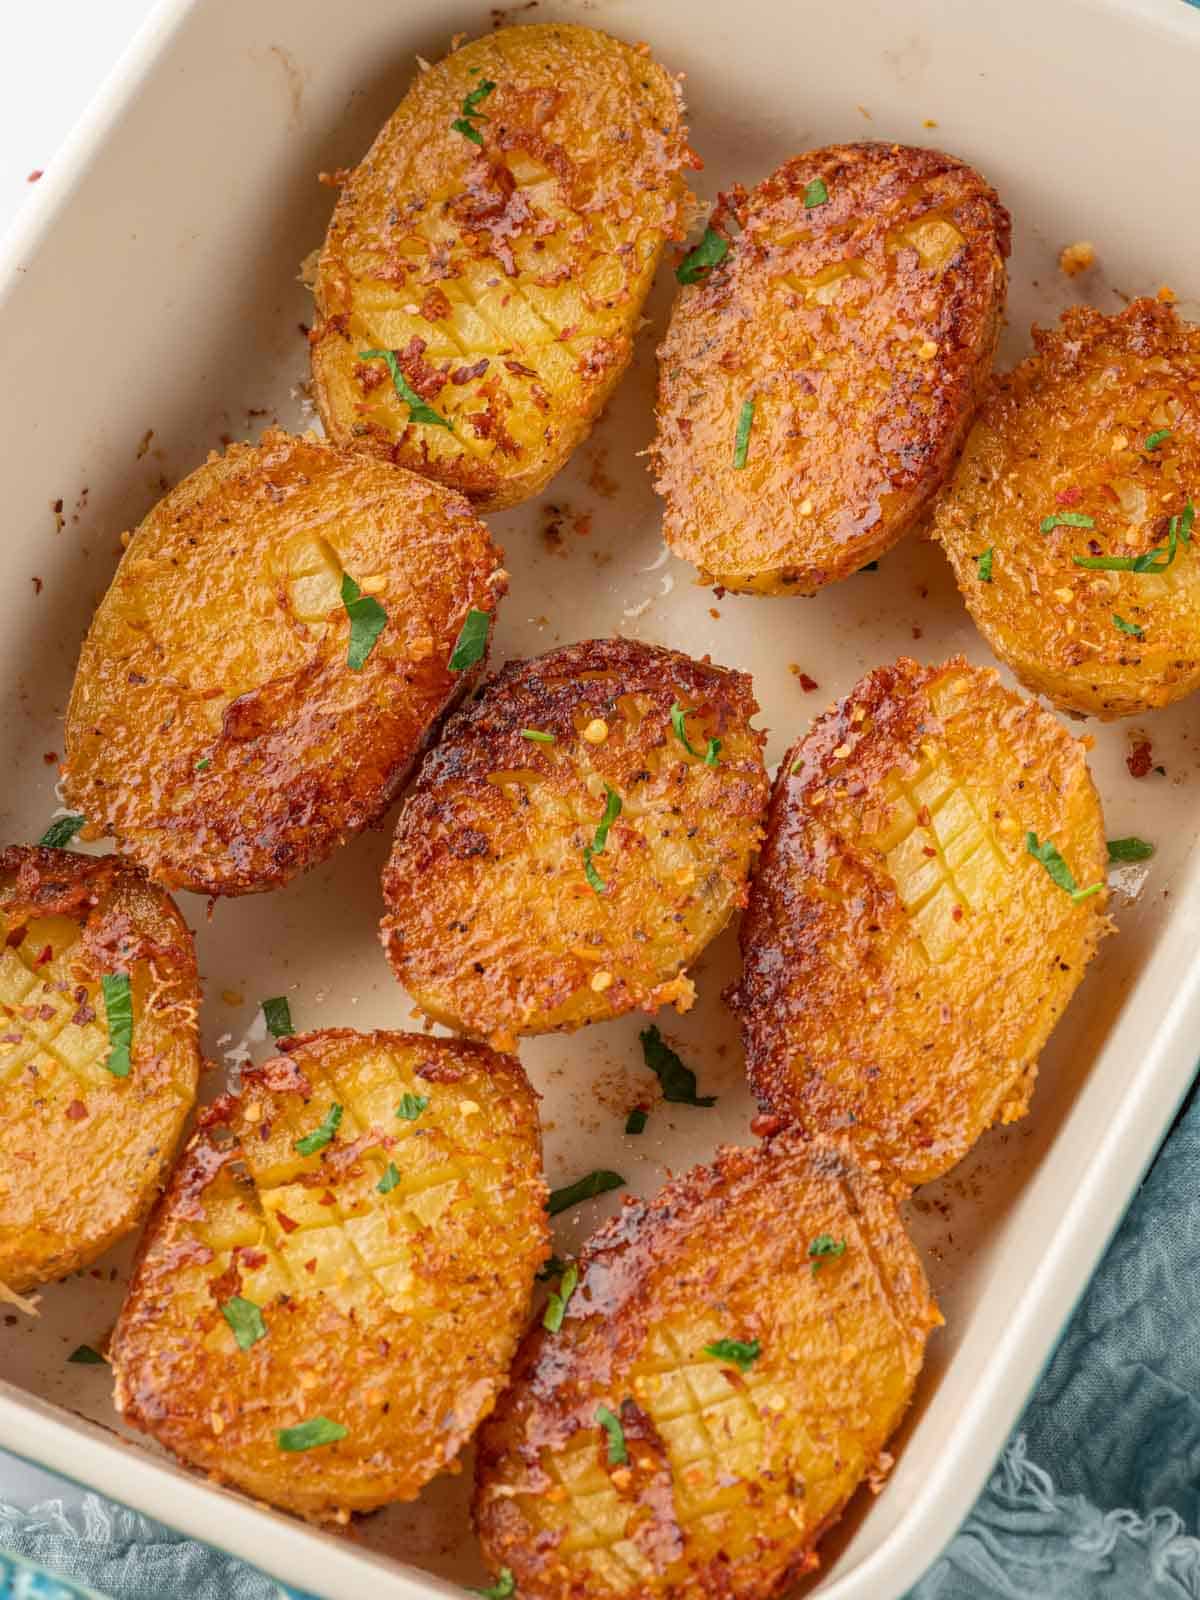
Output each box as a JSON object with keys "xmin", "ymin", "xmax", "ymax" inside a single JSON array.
[{"xmin": 2, "ymin": 0, "xmax": 1199, "ymax": 1594}]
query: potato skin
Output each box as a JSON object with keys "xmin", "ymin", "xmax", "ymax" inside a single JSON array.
[
  {"xmin": 652, "ymin": 143, "xmax": 1010, "ymax": 594},
  {"xmin": 0, "ymin": 848, "xmax": 200, "ymax": 1293},
  {"xmin": 311, "ymin": 25, "xmax": 695, "ymax": 512},
  {"xmin": 109, "ymin": 1030, "xmax": 547, "ymax": 1520},
  {"xmin": 475, "ymin": 1134, "xmax": 939, "ymax": 1600},
  {"xmin": 731, "ymin": 658, "xmax": 1108, "ymax": 1185},
  {"xmin": 64, "ymin": 430, "xmax": 505, "ymax": 896},
  {"xmin": 932, "ymin": 300, "xmax": 1200, "ymax": 718},
  {"xmin": 380, "ymin": 639, "xmax": 768, "ymax": 1045}
]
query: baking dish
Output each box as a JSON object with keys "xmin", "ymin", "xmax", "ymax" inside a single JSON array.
[{"xmin": 1, "ymin": 0, "xmax": 1198, "ymax": 1594}]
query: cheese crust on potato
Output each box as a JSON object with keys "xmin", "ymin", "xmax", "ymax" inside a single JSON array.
[
  {"xmin": 652, "ymin": 142, "xmax": 1010, "ymax": 593},
  {"xmin": 0, "ymin": 848, "xmax": 200, "ymax": 1294},
  {"xmin": 732, "ymin": 658, "xmax": 1108, "ymax": 1185},
  {"xmin": 933, "ymin": 299, "xmax": 1200, "ymax": 717},
  {"xmin": 109, "ymin": 1031, "xmax": 547, "ymax": 1520},
  {"xmin": 380, "ymin": 639, "xmax": 768, "ymax": 1045},
  {"xmin": 311, "ymin": 24, "xmax": 695, "ymax": 511},
  {"xmin": 475, "ymin": 1135, "xmax": 939, "ymax": 1599},
  {"xmin": 64, "ymin": 431, "xmax": 505, "ymax": 896}
]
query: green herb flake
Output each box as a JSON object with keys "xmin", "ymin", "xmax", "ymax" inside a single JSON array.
[
  {"xmin": 732, "ymin": 398, "xmax": 755, "ymax": 470},
  {"xmin": 377, "ymin": 1161, "xmax": 402, "ymax": 1195},
  {"xmin": 803, "ymin": 177, "xmax": 829, "ymax": 208},
  {"xmin": 396, "ymin": 1093, "xmax": 429, "ymax": 1122},
  {"xmin": 1113, "ymin": 613, "xmax": 1144, "ymax": 637},
  {"xmin": 1074, "ymin": 502, "xmax": 1193, "ymax": 573},
  {"xmin": 452, "ymin": 78, "xmax": 497, "ymax": 144},
  {"xmin": 67, "ymin": 1344, "xmax": 106, "ymax": 1365},
  {"xmin": 1107, "ymin": 836, "xmax": 1155, "ymax": 863},
  {"xmin": 582, "ymin": 846, "xmax": 606, "ymax": 894},
  {"xmin": 100, "ymin": 973, "xmax": 133, "ymax": 1078},
  {"xmin": 1145, "ymin": 430, "xmax": 1172, "ymax": 451},
  {"xmin": 521, "ymin": 728, "xmax": 555, "ymax": 744},
  {"xmin": 669, "ymin": 701, "xmax": 721, "ymax": 766},
  {"xmin": 340, "ymin": 573, "xmax": 387, "ymax": 672},
  {"xmin": 536, "ymin": 1254, "xmax": 571, "ymax": 1282},
  {"xmin": 583, "ymin": 785, "xmax": 622, "ymax": 894},
  {"xmin": 625, "ymin": 1106, "xmax": 648, "ymax": 1135},
  {"xmin": 294, "ymin": 1102, "xmax": 342, "ymax": 1157},
  {"xmin": 261, "ymin": 996, "xmax": 293, "ymax": 1039},
  {"xmin": 449, "ymin": 607, "xmax": 491, "ymax": 672},
  {"xmin": 358, "ymin": 347, "xmax": 453, "ymax": 430},
  {"xmin": 277, "ymin": 1416, "xmax": 348, "ymax": 1453},
  {"xmin": 808, "ymin": 1234, "xmax": 847, "ymax": 1274},
  {"xmin": 1026, "ymin": 831, "xmax": 1104, "ymax": 903},
  {"xmin": 596, "ymin": 1403, "xmax": 628, "ymax": 1465},
  {"xmin": 471, "ymin": 1572, "xmax": 516, "ymax": 1600},
  {"xmin": 640, "ymin": 1024, "xmax": 716, "ymax": 1107},
  {"xmin": 703, "ymin": 1337, "xmax": 760, "ymax": 1372},
  {"xmin": 452, "ymin": 117, "xmax": 483, "ymax": 144},
  {"xmin": 542, "ymin": 1262, "xmax": 579, "ymax": 1333},
  {"xmin": 1041, "ymin": 512, "xmax": 1095, "ymax": 533},
  {"xmin": 221, "ymin": 1295, "xmax": 267, "ymax": 1351},
  {"xmin": 548, "ymin": 1170, "xmax": 625, "ymax": 1216},
  {"xmin": 194, "ymin": 758, "xmax": 211, "ymax": 772},
  {"xmin": 38, "ymin": 814, "xmax": 85, "ymax": 849},
  {"xmin": 977, "ymin": 547, "xmax": 994, "ymax": 583},
  {"xmin": 676, "ymin": 226, "xmax": 730, "ymax": 285}
]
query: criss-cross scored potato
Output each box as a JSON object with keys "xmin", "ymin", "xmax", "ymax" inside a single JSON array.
[
  {"xmin": 652, "ymin": 142, "xmax": 1010, "ymax": 594},
  {"xmin": 311, "ymin": 24, "xmax": 695, "ymax": 511},
  {"xmin": 109, "ymin": 1030, "xmax": 547, "ymax": 1520},
  {"xmin": 475, "ymin": 1135, "xmax": 939, "ymax": 1598},
  {"xmin": 731, "ymin": 658, "xmax": 1108, "ymax": 1185},
  {"xmin": 0, "ymin": 847, "xmax": 199, "ymax": 1296},
  {"xmin": 933, "ymin": 300, "xmax": 1200, "ymax": 718},
  {"xmin": 380, "ymin": 639, "xmax": 767, "ymax": 1045},
  {"xmin": 64, "ymin": 431, "xmax": 505, "ymax": 896}
]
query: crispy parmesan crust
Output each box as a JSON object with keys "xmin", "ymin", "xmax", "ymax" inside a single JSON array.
[{"xmin": 653, "ymin": 142, "xmax": 1010, "ymax": 593}]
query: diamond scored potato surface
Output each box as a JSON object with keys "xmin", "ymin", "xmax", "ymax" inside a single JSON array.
[
  {"xmin": 0, "ymin": 848, "xmax": 200, "ymax": 1293},
  {"xmin": 652, "ymin": 142, "xmax": 1010, "ymax": 593},
  {"xmin": 475, "ymin": 1135, "xmax": 938, "ymax": 1599},
  {"xmin": 311, "ymin": 24, "xmax": 695, "ymax": 511},
  {"xmin": 732, "ymin": 658, "xmax": 1108, "ymax": 1185},
  {"xmin": 109, "ymin": 1030, "xmax": 547, "ymax": 1520},
  {"xmin": 933, "ymin": 299, "xmax": 1200, "ymax": 717}
]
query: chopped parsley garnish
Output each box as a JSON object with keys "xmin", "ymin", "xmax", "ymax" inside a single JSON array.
[
  {"xmin": 977, "ymin": 547, "xmax": 994, "ymax": 583},
  {"xmin": 294, "ymin": 1102, "xmax": 342, "ymax": 1156},
  {"xmin": 261, "ymin": 996, "xmax": 293, "ymax": 1039},
  {"xmin": 808, "ymin": 1234, "xmax": 846, "ymax": 1273},
  {"xmin": 100, "ymin": 973, "xmax": 133, "ymax": 1078},
  {"xmin": 640, "ymin": 1024, "xmax": 716, "ymax": 1107},
  {"xmin": 449, "ymin": 607, "xmax": 490, "ymax": 672},
  {"xmin": 67, "ymin": 1345, "xmax": 106, "ymax": 1365},
  {"xmin": 39, "ymin": 814, "xmax": 85, "ymax": 849},
  {"xmin": 1026, "ymin": 832, "xmax": 1104, "ymax": 902},
  {"xmin": 548, "ymin": 1170, "xmax": 625, "ymax": 1215},
  {"xmin": 1107, "ymin": 836, "xmax": 1155, "ymax": 863},
  {"xmin": 803, "ymin": 177, "xmax": 829, "ymax": 208},
  {"xmin": 676, "ymin": 226, "xmax": 729, "ymax": 285},
  {"xmin": 377, "ymin": 1162, "xmax": 402, "ymax": 1194},
  {"xmin": 536, "ymin": 1254, "xmax": 572, "ymax": 1282},
  {"xmin": 221, "ymin": 1295, "xmax": 267, "ymax": 1351},
  {"xmin": 1041, "ymin": 512, "xmax": 1095, "ymax": 533},
  {"xmin": 732, "ymin": 398, "xmax": 755, "ymax": 469},
  {"xmin": 396, "ymin": 1093, "xmax": 429, "ymax": 1121},
  {"xmin": 358, "ymin": 347, "xmax": 453, "ymax": 429},
  {"xmin": 194, "ymin": 758, "xmax": 211, "ymax": 772},
  {"xmin": 670, "ymin": 701, "xmax": 720, "ymax": 766},
  {"xmin": 471, "ymin": 1572, "xmax": 516, "ymax": 1600},
  {"xmin": 520, "ymin": 728, "xmax": 555, "ymax": 743},
  {"xmin": 340, "ymin": 574, "xmax": 387, "ymax": 671},
  {"xmin": 1074, "ymin": 502, "xmax": 1193, "ymax": 573},
  {"xmin": 452, "ymin": 77, "xmax": 496, "ymax": 144},
  {"xmin": 625, "ymin": 1106, "xmax": 648, "ymax": 1135},
  {"xmin": 596, "ymin": 1403, "xmax": 628, "ymax": 1465},
  {"xmin": 703, "ymin": 1337, "xmax": 760, "ymax": 1372},
  {"xmin": 1113, "ymin": 613, "xmax": 1144, "ymax": 637},
  {"xmin": 582, "ymin": 785, "xmax": 622, "ymax": 894},
  {"xmin": 1145, "ymin": 430, "xmax": 1172, "ymax": 451},
  {"xmin": 542, "ymin": 1262, "xmax": 578, "ymax": 1333},
  {"xmin": 276, "ymin": 1417, "xmax": 348, "ymax": 1453}
]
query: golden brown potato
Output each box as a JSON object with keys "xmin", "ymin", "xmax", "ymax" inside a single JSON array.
[
  {"xmin": 475, "ymin": 1134, "xmax": 939, "ymax": 1599},
  {"xmin": 652, "ymin": 142, "xmax": 1010, "ymax": 594},
  {"xmin": 380, "ymin": 639, "xmax": 767, "ymax": 1045},
  {"xmin": 731, "ymin": 658, "xmax": 1108, "ymax": 1186},
  {"xmin": 311, "ymin": 24, "xmax": 695, "ymax": 511},
  {"xmin": 0, "ymin": 847, "xmax": 200, "ymax": 1295},
  {"xmin": 109, "ymin": 1030, "xmax": 547, "ymax": 1520},
  {"xmin": 932, "ymin": 299, "xmax": 1200, "ymax": 718},
  {"xmin": 64, "ymin": 431, "xmax": 505, "ymax": 897}
]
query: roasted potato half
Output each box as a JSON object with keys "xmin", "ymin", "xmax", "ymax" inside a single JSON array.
[
  {"xmin": 0, "ymin": 847, "xmax": 200, "ymax": 1296},
  {"xmin": 311, "ymin": 24, "xmax": 695, "ymax": 511},
  {"xmin": 732, "ymin": 658, "xmax": 1108, "ymax": 1185},
  {"xmin": 109, "ymin": 1030, "xmax": 547, "ymax": 1520},
  {"xmin": 652, "ymin": 142, "xmax": 1010, "ymax": 594},
  {"xmin": 380, "ymin": 639, "xmax": 768, "ymax": 1045},
  {"xmin": 64, "ymin": 431, "xmax": 505, "ymax": 896},
  {"xmin": 933, "ymin": 299, "xmax": 1200, "ymax": 718},
  {"xmin": 475, "ymin": 1134, "xmax": 939, "ymax": 1599}
]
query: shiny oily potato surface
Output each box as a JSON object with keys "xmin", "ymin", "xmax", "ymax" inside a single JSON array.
[
  {"xmin": 0, "ymin": 848, "xmax": 199, "ymax": 1295},
  {"xmin": 380, "ymin": 639, "xmax": 768, "ymax": 1046},
  {"xmin": 110, "ymin": 1031, "xmax": 547, "ymax": 1520},
  {"xmin": 311, "ymin": 24, "xmax": 695, "ymax": 511},
  {"xmin": 933, "ymin": 299, "xmax": 1200, "ymax": 717},
  {"xmin": 732, "ymin": 658, "xmax": 1108, "ymax": 1186},
  {"xmin": 653, "ymin": 142, "xmax": 1010, "ymax": 594},
  {"xmin": 475, "ymin": 1135, "xmax": 939, "ymax": 1600},
  {"xmin": 64, "ymin": 431, "xmax": 505, "ymax": 896}
]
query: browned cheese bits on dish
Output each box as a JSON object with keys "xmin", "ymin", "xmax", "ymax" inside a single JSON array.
[
  {"xmin": 652, "ymin": 142, "xmax": 1010, "ymax": 594},
  {"xmin": 109, "ymin": 1031, "xmax": 547, "ymax": 1520},
  {"xmin": 64, "ymin": 431, "xmax": 505, "ymax": 896},
  {"xmin": 475, "ymin": 1135, "xmax": 939, "ymax": 1599},
  {"xmin": 311, "ymin": 24, "xmax": 695, "ymax": 511},
  {"xmin": 380, "ymin": 639, "xmax": 768, "ymax": 1045},
  {"xmin": 731, "ymin": 658, "xmax": 1108, "ymax": 1186},
  {"xmin": 932, "ymin": 299, "xmax": 1200, "ymax": 717},
  {"xmin": 0, "ymin": 848, "xmax": 200, "ymax": 1295}
]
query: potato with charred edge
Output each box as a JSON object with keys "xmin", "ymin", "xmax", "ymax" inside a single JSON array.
[
  {"xmin": 311, "ymin": 24, "xmax": 695, "ymax": 512},
  {"xmin": 0, "ymin": 848, "xmax": 199, "ymax": 1296},
  {"xmin": 732, "ymin": 658, "xmax": 1108, "ymax": 1186},
  {"xmin": 64, "ymin": 431, "xmax": 505, "ymax": 896},
  {"xmin": 109, "ymin": 1031, "xmax": 547, "ymax": 1520},
  {"xmin": 475, "ymin": 1134, "xmax": 939, "ymax": 1599},
  {"xmin": 653, "ymin": 142, "xmax": 1010, "ymax": 594},
  {"xmin": 380, "ymin": 639, "xmax": 767, "ymax": 1046},
  {"xmin": 933, "ymin": 300, "xmax": 1200, "ymax": 718}
]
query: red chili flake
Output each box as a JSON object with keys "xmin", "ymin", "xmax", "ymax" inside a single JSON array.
[
  {"xmin": 1127, "ymin": 740, "xmax": 1154, "ymax": 779},
  {"xmin": 917, "ymin": 805, "xmax": 932, "ymax": 827},
  {"xmin": 504, "ymin": 359, "xmax": 538, "ymax": 378},
  {"xmin": 5, "ymin": 925, "xmax": 26, "ymax": 949},
  {"xmin": 922, "ymin": 846, "xmax": 937, "ymax": 858},
  {"xmin": 796, "ymin": 672, "xmax": 819, "ymax": 692},
  {"xmin": 237, "ymin": 1248, "xmax": 268, "ymax": 1270},
  {"xmin": 27, "ymin": 170, "xmax": 43, "ymax": 183},
  {"xmin": 42, "ymin": 751, "xmax": 57, "ymax": 765},
  {"xmin": 304, "ymin": 1258, "xmax": 318, "ymax": 1274},
  {"xmin": 275, "ymin": 1211, "xmax": 299, "ymax": 1234},
  {"xmin": 450, "ymin": 358, "xmax": 490, "ymax": 384},
  {"xmin": 1055, "ymin": 486, "xmax": 1084, "ymax": 506},
  {"xmin": 319, "ymin": 1190, "xmax": 337, "ymax": 1206},
  {"xmin": 65, "ymin": 1100, "xmax": 88, "ymax": 1122},
  {"xmin": 952, "ymin": 905, "xmax": 964, "ymax": 922},
  {"xmin": 35, "ymin": 945, "xmax": 53, "ymax": 967},
  {"xmin": 750, "ymin": 1112, "xmax": 787, "ymax": 1139}
]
